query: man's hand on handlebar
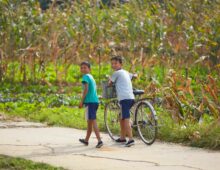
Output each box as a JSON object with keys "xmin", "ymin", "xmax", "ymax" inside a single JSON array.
[{"xmin": 131, "ymin": 73, "xmax": 138, "ymax": 80}]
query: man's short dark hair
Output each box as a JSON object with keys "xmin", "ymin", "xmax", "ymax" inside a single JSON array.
[
  {"xmin": 80, "ymin": 61, "xmax": 91, "ymax": 69},
  {"xmin": 111, "ymin": 56, "xmax": 123, "ymax": 64}
]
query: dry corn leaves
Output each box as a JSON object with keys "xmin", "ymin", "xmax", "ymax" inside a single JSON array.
[
  {"xmin": 144, "ymin": 81, "xmax": 160, "ymax": 97},
  {"xmin": 189, "ymin": 131, "xmax": 201, "ymax": 141},
  {"xmin": 163, "ymin": 70, "xmax": 220, "ymax": 122},
  {"xmin": 163, "ymin": 95, "xmax": 181, "ymax": 122},
  {"xmin": 202, "ymin": 75, "xmax": 220, "ymax": 118}
]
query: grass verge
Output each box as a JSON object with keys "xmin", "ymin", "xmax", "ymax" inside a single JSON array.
[
  {"xmin": 1, "ymin": 104, "xmax": 219, "ymax": 150},
  {"xmin": 0, "ymin": 155, "xmax": 65, "ymax": 170}
]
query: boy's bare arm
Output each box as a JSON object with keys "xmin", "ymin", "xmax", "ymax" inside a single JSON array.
[
  {"xmin": 79, "ymin": 83, "xmax": 88, "ymax": 108},
  {"xmin": 107, "ymin": 75, "xmax": 113, "ymax": 86},
  {"xmin": 108, "ymin": 78, "xmax": 113, "ymax": 86}
]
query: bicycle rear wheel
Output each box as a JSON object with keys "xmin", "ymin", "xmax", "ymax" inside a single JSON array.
[
  {"xmin": 104, "ymin": 100, "xmax": 121, "ymax": 141},
  {"xmin": 135, "ymin": 101, "xmax": 157, "ymax": 145}
]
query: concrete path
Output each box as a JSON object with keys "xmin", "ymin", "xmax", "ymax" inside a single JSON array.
[{"xmin": 0, "ymin": 122, "xmax": 219, "ymax": 170}]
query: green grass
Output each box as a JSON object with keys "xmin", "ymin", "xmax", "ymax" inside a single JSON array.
[
  {"xmin": 0, "ymin": 155, "xmax": 65, "ymax": 170},
  {"xmin": 0, "ymin": 63, "xmax": 219, "ymax": 150},
  {"xmin": 157, "ymin": 111, "xmax": 220, "ymax": 150},
  {"xmin": 0, "ymin": 0, "xmax": 219, "ymax": 153},
  {"xmin": 0, "ymin": 103, "xmax": 106, "ymax": 131},
  {"xmin": 1, "ymin": 101, "xmax": 220, "ymax": 150}
]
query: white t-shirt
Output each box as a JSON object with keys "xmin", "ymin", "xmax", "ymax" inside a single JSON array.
[{"xmin": 111, "ymin": 69, "xmax": 135, "ymax": 101}]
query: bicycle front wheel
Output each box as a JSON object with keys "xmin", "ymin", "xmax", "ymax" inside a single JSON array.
[
  {"xmin": 135, "ymin": 101, "xmax": 157, "ymax": 145},
  {"xmin": 104, "ymin": 100, "xmax": 121, "ymax": 141}
]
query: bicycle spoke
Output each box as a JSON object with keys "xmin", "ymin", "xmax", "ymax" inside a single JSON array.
[
  {"xmin": 135, "ymin": 101, "xmax": 157, "ymax": 145},
  {"xmin": 104, "ymin": 100, "xmax": 121, "ymax": 140}
]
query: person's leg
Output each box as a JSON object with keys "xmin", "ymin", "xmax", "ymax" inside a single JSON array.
[
  {"xmin": 121, "ymin": 99, "xmax": 135, "ymax": 147},
  {"xmin": 120, "ymin": 119, "xmax": 126, "ymax": 140},
  {"xmin": 89, "ymin": 103, "xmax": 102, "ymax": 142},
  {"xmin": 85, "ymin": 120, "xmax": 93, "ymax": 142},
  {"xmin": 92, "ymin": 107, "xmax": 103, "ymax": 148},
  {"xmin": 119, "ymin": 101, "xmax": 126, "ymax": 140},
  {"xmin": 120, "ymin": 100, "xmax": 132, "ymax": 140},
  {"xmin": 93, "ymin": 119, "xmax": 103, "ymax": 148},
  {"xmin": 124, "ymin": 118, "xmax": 133, "ymax": 140},
  {"xmin": 93, "ymin": 120, "xmax": 102, "ymax": 142}
]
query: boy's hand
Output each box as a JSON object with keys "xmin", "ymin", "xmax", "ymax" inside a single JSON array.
[
  {"xmin": 108, "ymin": 80, "xmax": 112, "ymax": 86},
  {"xmin": 108, "ymin": 77, "xmax": 113, "ymax": 86},
  {"xmin": 79, "ymin": 102, "xmax": 83, "ymax": 108},
  {"xmin": 133, "ymin": 73, "xmax": 138, "ymax": 78},
  {"xmin": 131, "ymin": 73, "xmax": 138, "ymax": 80}
]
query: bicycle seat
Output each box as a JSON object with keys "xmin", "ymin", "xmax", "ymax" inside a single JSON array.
[{"xmin": 133, "ymin": 89, "xmax": 144, "ymax": 95}]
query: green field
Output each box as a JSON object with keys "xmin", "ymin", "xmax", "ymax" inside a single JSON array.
[
  {"xmin": 0, "ymin": 0, "xmax": 219, "ymax": 150},
  {"xmin": 0, "ymin": 63, "xmax": 219, "ymax": 150},
  {"xmin": 0, "ymin": 155, "xmax": 65, "ymax": 170}
]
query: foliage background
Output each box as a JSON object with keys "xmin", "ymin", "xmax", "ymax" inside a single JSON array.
[{"xmin": 0, "ymin": 0, "xmax": 219, "ymax": 149}]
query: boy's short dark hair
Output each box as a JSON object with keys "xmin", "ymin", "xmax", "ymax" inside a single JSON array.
[
  {"xmin": 111, "ymin": 56, "xmax": 123, "ymax": 64},
  {"xmin": 80, "ymin": 61, "xmax": 91, "ymax": 69}
]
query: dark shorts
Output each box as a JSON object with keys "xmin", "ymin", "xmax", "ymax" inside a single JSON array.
[
  {"xmin": 119, "ymin": 99, "xmax": 134, "ymax": 119},
  {"xmin": 85, "ymin": 103, "xmax": 99, "ymax": 120}
]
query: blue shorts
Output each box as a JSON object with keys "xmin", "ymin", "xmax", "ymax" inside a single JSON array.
[
  {"xmin": 119, "ymin": 99, "xmax": 134, "ymax": 119},
  {"xmin": 85, "ymin": 103, "xmax": 99, "ymax": 120}
]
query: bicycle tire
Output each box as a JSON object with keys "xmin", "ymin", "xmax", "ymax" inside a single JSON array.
[
  {"xmin": 135, "ymin": 101, "xmax": 157, "ymax": 145},
  {"xmin": 104, "ymin": 100, "xmax": 121, "ymax": 141}
]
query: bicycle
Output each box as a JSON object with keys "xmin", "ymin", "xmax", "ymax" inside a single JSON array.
[{"xmin": 102, "ymin": 81, "xmax": 158, "ymax": 145}]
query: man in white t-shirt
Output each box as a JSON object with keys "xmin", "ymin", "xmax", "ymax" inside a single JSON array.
[{"xmin": 109, "ymin": 56, "xmax": 135, "ymax": 147}]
